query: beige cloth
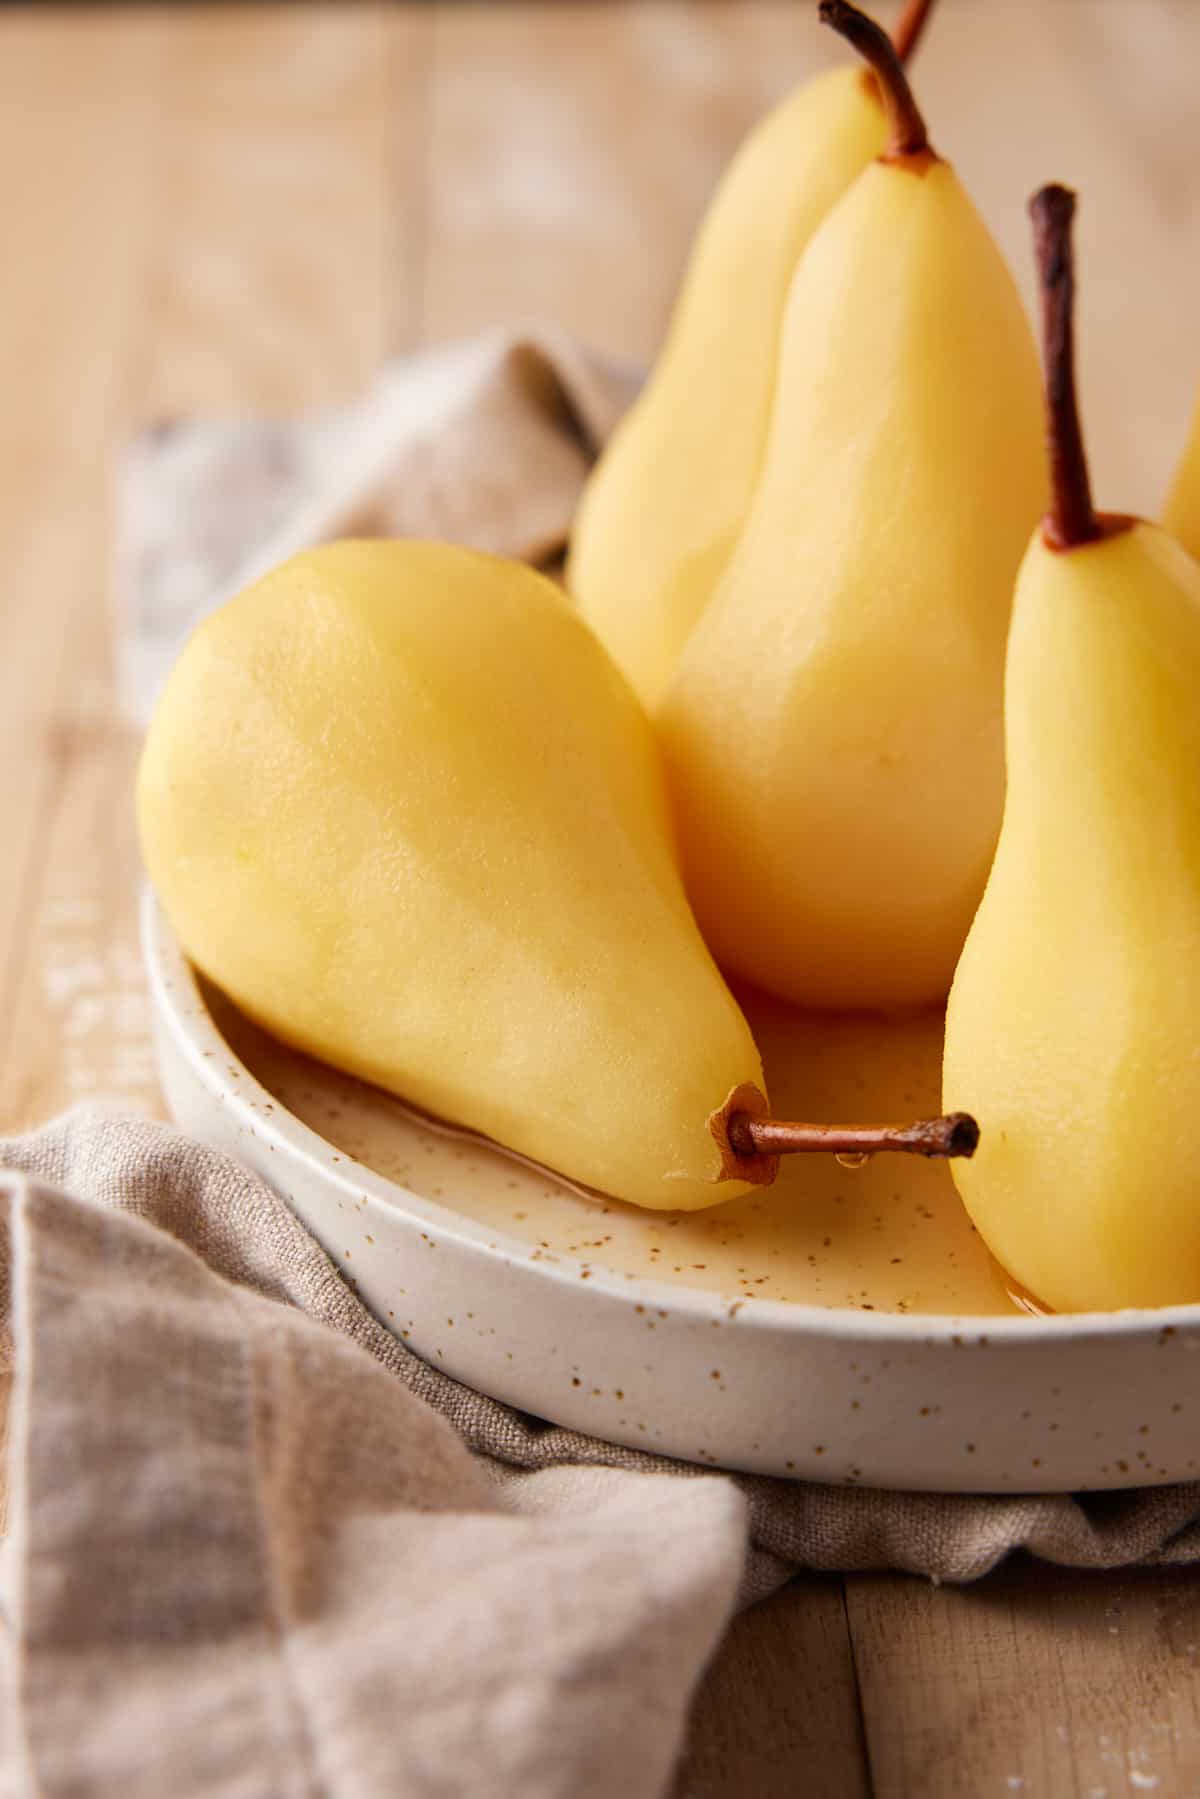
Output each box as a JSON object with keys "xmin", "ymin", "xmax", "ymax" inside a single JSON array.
[
  {"xmin": 0, "ymin": 1113, "xmax": 746, "ymax": 1799},
  {"xmin": 0, "ymin": 326, "xmax": 1183, "ymax": 1794}
]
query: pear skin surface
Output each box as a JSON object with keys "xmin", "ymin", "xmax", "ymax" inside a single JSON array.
[
  {"xmin": 568, "ymin": 67, "xmax": 886, "ymax": 709},
  {"xmin": 1164, "ymin": 387, "xmax": 1200, "ymax": 563},
  {"xmin": 658, "ymin": 158, "xmax": 1046, "ymax": 1010},
  {"xmin": 137, "ymin": 541, "xmax": 763, "ymax": 1211},
  {"xmin": 943, "ymin": 524, "xmax": 1200, "ymax": 1312}
]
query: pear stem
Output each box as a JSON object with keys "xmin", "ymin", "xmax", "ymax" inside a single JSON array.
[
  {"xmin": 729, "ymin": 1111, "xmax": 979, "ymax": 1160},
  {"xmin": 892, "ymin": 0, "xmax": 936, "ymax": 65},
  {"xmin": 820, "ymin": 0, "xmax": 929, "ymax": 157},
  {"xmin": 1030, "ymin": 184, "xmax": 1101, "ymax": 551}
]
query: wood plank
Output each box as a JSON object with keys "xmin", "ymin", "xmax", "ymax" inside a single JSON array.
[
  {"xmin": 0, "ymin": 10, "xmax": 167, "ymax": 1097},
  {"xmin": 421, "ymin": 0, "xmax": 829, "ymax": 360},
  {"xmin": 848, "ymin": 1560, "xmax": 1200, "ymax": 1798},
  {"xmin": 385, "ymin": 5, "xmax": 435, "ymax": 355},
  {"xmin": 142, "ymin": 2, "xmax": 396, "ymax": 414},
  {"xmin": 0, "ymin": 2, "xmax": 412, "ymax": 1133},
  {"xmin": 673, "ymin": 1577, "xmax": 871, "ymax": 1799}
]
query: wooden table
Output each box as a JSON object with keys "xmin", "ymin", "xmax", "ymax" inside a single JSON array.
[{"xmin": 4, "ymin": 4, "xmax": 1200, "ymax": 1793}]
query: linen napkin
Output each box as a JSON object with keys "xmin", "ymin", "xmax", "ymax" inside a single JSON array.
[
  {"xmin": 4, "ymin": 323, "xmax": 1190, "ymax": 1794},
  {"xmin": 0, "ymin": 1112, "xmax": 745, "ymax": 1799}
]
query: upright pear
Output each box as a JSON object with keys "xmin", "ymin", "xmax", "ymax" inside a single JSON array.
[
  {"xmin": 568, "ymin": 0, "xmax": 937, "ymax": 709},
  {"xmin": 658, "ymin": 0, "xmax": 1045, "ymax": 1010},
  {"xmin": 139, "ymin": 541, "xmax": 974, "ymax": 1212},
  {"xmin": 1163, "ymin": 383, "xmax": 1200, "ymax": 562},
  {"xmin": 944, "ymin": 188, "xmax": 1200, "ymax": 1313}
]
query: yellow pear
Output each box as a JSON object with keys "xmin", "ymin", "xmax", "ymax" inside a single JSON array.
[
  {"xmin": 944, "ymin": 187, "xmax": 1200, "ymax": 1313},
  {"xmin": 138, "ymin": 541, "xmax": 761, "ymax": 1211},
  {"xmin": 567, "ymin": 0, "xmax": 937, "ymax": 709},
  {"xmin": 1163, "ymin": 384, "xmax": 1200, "ymax": 562},
  {"xmin": 140, "ymin": 541, "xmax": 975, "ymax": 1211},
  {"xmin": 658, "ymin": 0, "xmax": 1045, "ymax": 1010}
]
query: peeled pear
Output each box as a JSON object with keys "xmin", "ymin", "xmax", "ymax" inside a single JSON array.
[
  {"xmin": 944, "ymin": 186, "xmax": 1200, "ymax": 1313},
  {"xmin": 1163, "ymin": 384, "xmax": 1200, "ymax": 562},
  {"xmin": 568, "ymin": 0, "xmax": 937, "ymax": 709},
  {"xmin": 138, "ymin": 541, "xmax": 763, "ymax": 1211},
  {"xmin": 658, "ymin": 0, "xmax": 1045, "ymax": 1011},
  {"xmin": 140, "ymin": 541, "xmax": 975, "ymax": 1212}
]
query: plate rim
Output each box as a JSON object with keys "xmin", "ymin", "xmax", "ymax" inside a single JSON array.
[{"xmin": 141, "ymin": 885, "xmax": 1200, "ymax": 1347}]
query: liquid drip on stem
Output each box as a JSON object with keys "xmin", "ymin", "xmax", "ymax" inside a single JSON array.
[
  {"xmin": 819, "ymin": 0, "xmax": 930, "ymax": 158},
  {"xmin": 1029, "ymin": 184, "xmax": 1102, "ymax": 551},
  {"xmin": 891, "ymin": 0, "xmax": 936, "ymax": 66}
]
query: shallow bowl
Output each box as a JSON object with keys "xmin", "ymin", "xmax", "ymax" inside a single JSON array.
[{"xmin": 143, "ymin": 890, "xmax": 1200, "ymax": 1492}]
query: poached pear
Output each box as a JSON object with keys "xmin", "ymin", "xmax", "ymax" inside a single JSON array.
[
  {"xmin": 943, "ymin": 187, "xmax": 1200, "ymax": 1313},
  {"xmin": 658, "ymin": 0, "xmax": 1045, "ymax": 1012},
  {"xmin": 139, "ymin": 541, "xmax": 975, "ymax": 1212},
  {"xmin": 568, "ymin": 0, "xmax": 937, "ymax": 709}
]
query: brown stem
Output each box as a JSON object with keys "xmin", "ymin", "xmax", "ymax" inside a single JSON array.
[
  {"xmin": 708, "ymin": 1083, "xmax": 978, "ymax": 1188},
  {"xmin": 892, "ymin": 0, "xmax": 936, "ymax": 65},
  {"xmin": 730, "ymin": 1112, "xmax": 979, "ymax": 1160},
  {"xmin": 1030, "ymin": 184, "xmax": 1101, "ymax": 551},
  {"xmin": 820, "ymin": 0, "xmax": 928, "ymax": 156}
]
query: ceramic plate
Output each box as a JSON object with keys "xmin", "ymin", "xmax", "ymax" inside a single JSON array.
[{"xmin": 142, "ymin": 890, "xmax": 1200, "ymax": 1492}]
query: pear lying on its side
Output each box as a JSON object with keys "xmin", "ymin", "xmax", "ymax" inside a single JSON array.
[
  {"xmin": 138, "ymin": 541, "xmax": 765, "ymax": 1211},
  {"xmin": 944, "ymin": 188, "xmax": 1200, "ymax": 1312},
  {"xmin": 658, "ymin": 0, "xmax": 1046, "ymax": 1011},
  {"xmin": 568, "ymin": 0, "xmax": 938, "ymax": 710}
]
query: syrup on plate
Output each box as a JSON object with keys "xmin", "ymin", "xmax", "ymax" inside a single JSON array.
[{"xmin": 209, "ymin": 977, "xmax": 1030, "ymax": 1318}]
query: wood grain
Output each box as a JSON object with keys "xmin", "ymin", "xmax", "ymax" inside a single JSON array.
[
  {"xmin": 0, "ymin": 10, "xmax": 166, "ymax": 1115},
  {"xmin": 0, "ymin": 3, "xmax": 407, "ymax": 1129},
  {"xmin": 421, "ymin": 0, "xmax": 814, "ymax": 359},
  {"xmin": 142, "ymin": 3, "xmax": 398, "ymax": 415},
  {"xmin": 673, "ymin": 1576, "xmax": 871, "ymax": 1799},
  {"xmin": 848, "ymin": 1561, "xmax": 1200, "ymax": 1798},
  {"xmin": 2, "ymin": 6, "xmax": 1199, "ymax": 1797}
]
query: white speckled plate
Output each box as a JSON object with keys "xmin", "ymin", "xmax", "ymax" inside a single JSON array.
[{"xmin": 143, "ymin": 890, "xmax": 1200, "ymax": 1492}]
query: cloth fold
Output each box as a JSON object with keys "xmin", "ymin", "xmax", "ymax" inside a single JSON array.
[{"xmin": 1, "ymin": 1112, "xmax": 746, "ymax": 1799}]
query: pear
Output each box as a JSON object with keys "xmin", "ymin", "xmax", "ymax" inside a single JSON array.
[
  {"xmin": 139, "ymin": 541, "xmax": 975, "ymax": 1212},
  {"xmin": 1164, "ymin": 384, "xmax": 1200, "ymax": 562},
  {"xmin": 943, "ymin": 186, "xmax": 1200, "ymax": 1313},
  {"xmin": 657, "ymin": 0, "xmax": 1045, "ymax": 1011},
  {"xmin": 567, "ymin": 0, "xmax": 938, "ymax": 710}
]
